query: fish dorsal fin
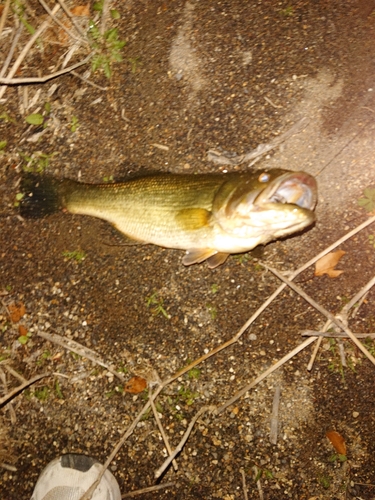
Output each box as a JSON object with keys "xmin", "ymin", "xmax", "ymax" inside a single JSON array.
[
  {"xmin": 182, "ymin": 248, "xmax": 219, "ymax": 266},
  {"xmin": 175, "ymin": 208, "xmax": 211, "ymax": 231}
]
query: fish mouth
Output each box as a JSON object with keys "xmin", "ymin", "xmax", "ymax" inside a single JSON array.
[{"xmin": 255, "ymin": 171, "xmax": 317, "ymax": 210}]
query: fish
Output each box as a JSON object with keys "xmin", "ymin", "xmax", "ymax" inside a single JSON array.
[{"xmin": 20, "ymin": 169, "xmax": 317, "ymax": 268}]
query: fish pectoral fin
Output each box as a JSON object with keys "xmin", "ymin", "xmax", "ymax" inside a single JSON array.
[
  {"xmin": 175, "ymin": 208, "xmax": 211, "ymax": 231},
  {"xmin": 182, "ymin": 249, "xmax": 229, "ymax": 267},
  {"xmin": 206, "ymin": 252, "xmax": 229, "ymax": 268}
]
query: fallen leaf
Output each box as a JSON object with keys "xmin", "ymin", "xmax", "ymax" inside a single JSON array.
[
  {"xmin": 326, "ymin": 430, "xmax": 346, "ymax": 455},
  {"xmin": 18, "ymin": 324, "xmax": 28, "ymax": 336},
  {"xmin": 124, "ymin": 376, "xmax": 147, "ymax": 394},
  {"xmin": 71, "ymin": 4, "xmax": 90, "ymax": 16},
  {"xmin": 315, "ymin": 250, "xmax": 346, "ymax": 278},
  {"xmin": 8, "ymin": 302, "xmax": 26, "ymax": 323}
]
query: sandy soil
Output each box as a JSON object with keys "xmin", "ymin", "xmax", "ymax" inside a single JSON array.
[{"xmin": 0, "ymin": 1, "xmax": 375, "ymax": 499}]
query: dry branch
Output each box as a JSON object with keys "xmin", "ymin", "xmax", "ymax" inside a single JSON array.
[
  {"xmin": 0, "ymin": 372, "xmax": 51, "ymax": 407},
  {"xmin": 37, "ymin": 330, "xmax": 126, "ymax": 382}
]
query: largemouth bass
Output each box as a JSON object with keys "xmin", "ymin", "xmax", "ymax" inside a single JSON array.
[{"xmin": 20, "ymin": 169, "xmax": 317, "ymax": 268}]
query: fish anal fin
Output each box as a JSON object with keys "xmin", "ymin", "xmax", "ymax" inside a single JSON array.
[
  {"xmin": 182, "ymin": 248, "xmax": 218, "ymax": 266},
  {"xmin": 206, "ymin": 252, "xmax": 229, "ymax": 268},
  {"xmin": 175, "ymin": 208, "xmax": 211, "ymax": 231}
]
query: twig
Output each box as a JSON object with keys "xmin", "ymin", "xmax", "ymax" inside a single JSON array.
[
  {"xmin": 0, "ymin": 0, "xmax": 11, "ymax": 39},
  {"xmin": 264, "ymin": 265, "xmax": 375, "ymax": 366},
  {"xmin": 37, "ymin": 0, "xmax": 86, "ymax": 44},
  {"xmin": 207, "ymin": 117, "xmax": 308, "ymax": 165},
  {"xmin": 339, "ymin": 275, "xmax": 375, "ymax": 323},
  {"xmin": 269, "ymin": 383, "xmax": 281, "ymax": 444},
  {"xmin": 0, "ymin": 462, "xmax": 17, "ymax": 472},
  {"xmin": 1, "ymin": 362, "xmax": 27, "ymax": 383},
  {"xmin": 253, "ymin": 466, "xmax": 264, "ymax": 500},
  {"xmin": 100, "ymin": 0, "xmax": 111, "ymax": 35},
  {"xmin": 55, "ymin": 0, "xmax": 86, "ymax": 38},
  {"xmin": 215, "ymin": 337, "xmax": 316, "ymax": 415},
  {"xmin": 0, "ymin": 24, "xmax": 23, "ymax": 80},
  {"xmin": 307, "ymin": 335, "xmax": 323, "ymax": 371},
  {"xmin": 0, "ymin": 53, "xmax": 93, "ymax": 84},
  {"xmin": 37, "ymin": 330, "xmax": 126, "ymax": 382},
  {"xmin": 122, "ymin": 482, "xmax": 176, "ymax": 498},
  {"xmin": 71, "ymin": 70, "xmax": 108, "ymax": 90},
  {"xmin": 149, "ymin": 386, "xmax": 178, "ymax": 471},
  {"xmin": 0, "ymin": 372, "xmax": 51, "ymax": 407},
  {"xmin": 240, "ymin": 469, "xmax": 249, "ymax": 500},
  {"xmin": 0, "ymin": 368, "xmax": 16, "ymax": 423},
  {"xmin": 155, "ymin": 406, "xmax": 214, "ymax": 478},
  {"xmin": 302, "ymin": 330, "xmax": 375, "ymax": 339},
  {"xmin": 264, "ymin": 96, "xmax": 283, "ymax": 109},
  {"xmin": 0, "ymin": 3, "xmax": 61, "ymax": 100}
]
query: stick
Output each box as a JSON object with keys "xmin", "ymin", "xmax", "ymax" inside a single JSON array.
[
  {"xmin": 0, "ymin": 53, "xmax": 93, "ymax": 84},
  {"xmin": 302, "ymin": 330, "xmax": 375, "ymax": 339},
  {"xmin": 240, "ymin": 469, "xmax": 249, "ymax": 500},
  {"xmin": 149, "ymin": 386, "xmax": 178, "ymax": 471},
  {"xmin": 215, "ymin": 337, "xmax": 316, "ymax": 415},
  {"xmin": 154, "ymin": 406, "xmax": 214, "ymax": 478},
  {"xmin": 264, "ymin": 265, "xmax": 375, "ymax": 366},
  {"xmin": 55, "ymin": 0, "xmax": 86, "ymax": 38},
  {"xmin": 269, "ymin": 383, "xmax": 281, "ymax": 444},
  {"xmin": 0, "ymin": 0, "xmax": 11, "ymax": 39},
  {"xmin": 0, "ymin": 3, "xmax": 61, "ymax": 100},
  {"xmin": 37, "ymin": 330, "xmax": 126, "ymax": 382},
  {"xmin": 37, "ymin": 0, "xmax": 85, "ymax": 44},
  {"xmin": 0, "ymin": 372, "xmax": 51, "ymax": 406},
  {"xmin": 122, "ymin": 482, "xmax": 176, "ymax": 498}
]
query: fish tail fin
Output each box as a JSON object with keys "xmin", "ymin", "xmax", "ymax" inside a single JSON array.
[{"xmin": 20, "ymin": 174, "xmax": 64, "ymax": 218}]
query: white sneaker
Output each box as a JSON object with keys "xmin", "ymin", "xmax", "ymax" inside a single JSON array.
[{"xmin": 31, "ymin": 454, "xmax": 121, "ymax": 500}]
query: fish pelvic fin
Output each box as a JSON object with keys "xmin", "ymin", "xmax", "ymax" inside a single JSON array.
[
  {"xmin": 182, "ymin": 248, "xmax": 229, "ymax": 268},
  {"xmin": 20, "ymin": 175, "xmax": 66, "ymax": 218}
]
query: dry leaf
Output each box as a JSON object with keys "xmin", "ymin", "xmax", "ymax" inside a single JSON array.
[
  {"xmin": 18, "ymin": 324, "xmax": 28, "ymax": 336},
  {"xmin": 326, "ymin": 430, "xmax": 346, "ymax": 455},
  {"xmin": 124, "ymin": 376, "xmax": 147, "ymax": 394},
  {"xmin": 71, "ymin": 4, "xmax": 90, "ymax": 16},
  {"xmin": 8, "ymin": 302, "xmax": 26, "ymax": 323},
  {"xmin": 315, "ymin": 250, "xmax": 346, "ymax": 278}
]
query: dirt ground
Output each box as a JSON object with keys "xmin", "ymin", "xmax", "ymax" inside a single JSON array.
[{"xmin": 1, "ymin": 1, "xmax": 375, "ymax": 499}]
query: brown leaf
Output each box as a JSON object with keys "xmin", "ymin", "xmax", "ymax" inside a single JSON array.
[
  {"xmin": 18, "ymin": 324, "xmax": 28, "ymax": 336},
  {"xmin": 326, "ymin": 430, "xmax": 346, "ymax": 455},
  {"xmin": 71, "ymin": 4, "xmax": 90, "ymax": 16},
  {"xmin": 124, "ymin": 376, "xmax": 147, "ymax": 394},
  {"xmin": 315, "ymin": 250, "xmax": 346, "ymax": 278},
  {"xmin": 8, "ymin": 302, "xmax": 26, "ymax": 323}
]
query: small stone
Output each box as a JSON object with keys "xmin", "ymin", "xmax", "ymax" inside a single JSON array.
[{"xmin": 352, "ymin": 411, "xmax": 359, "ymax": 418}]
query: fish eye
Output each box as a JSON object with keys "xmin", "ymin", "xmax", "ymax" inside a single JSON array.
[{"xmin": 258, "ymin": 172, "xmax": 270, "ymax": 183}]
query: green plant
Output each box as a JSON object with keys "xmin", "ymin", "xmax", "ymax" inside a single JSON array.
[
  {"xmin": 18, "ymin": 331, "xmax": 32, "ymax": 345},
  {"xmin": 280, "ymin": 6, "xmax": 294, "ymax": 16},
  {"xmin": 0, "ymin": 140, "xmax": 6, "ymax": 151},
  {"xmin": 12, "ymin": 0, "xmax": 36, "ymax": 35},
  {"xmin": 34, "ymin": 386, "xmax": 49, "ymax": 401},
  {"xmin": 103, "ymin": 175, "xmax": 114, "ymax": 183},
  {"xmin": 206, "ymin": 304, "xmax": 217, "ymax": 320},
  {"xmin": 14, "ymin": 192, "xmax": 24, "ymax": 208},
  {"xmin": 70, "ymin": 115, "xmax": 79, "ymax": 132},
  {"xmin": 19, "ymin": 151, "xmax": 58, "ymax": 173},
  {"xmin": 88, "ymin": 19, "xmax": 126, "ymax": 78},
  {"xmin": 368, "ymin": 234, "xmax": 375, "ymax": 249},
  {"xmin": 128, "ymin": 57, "xmax": 141, "ymax": 73},
  {"xmin": 318, "ymin": 475, "xmax": 331, "ymax": 489},
  {"xmin": 145, "ymin": 291, "xmax": 170, "ymax": 319},
  {"xmin": 358, "ymin": 187, "xmax": 375, "ymax": 212},
  {"xmin": 210, "ymin": 283, "xmax": 219, "ymax": 294},
  {"xmin": 62, "ymin": 249, "xmax": 86, "ymax": 262},
  {"xmin": 55, "ymin": 380, "xmax": 64, "ymax": 399},
  {"xmin": 188, "ymin": 367, "xmax": 201, "ymax": 380},
  {"xmin": 328, "ymin": 453, "xmax": 347, "ymax": 463},
  {"xmin": 234, "ymin": 253, "xmax": 251, "ymax": 265},
  {"xmin": 177, "ymin": 385, "xmax": 199, "ymax": 406}
]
